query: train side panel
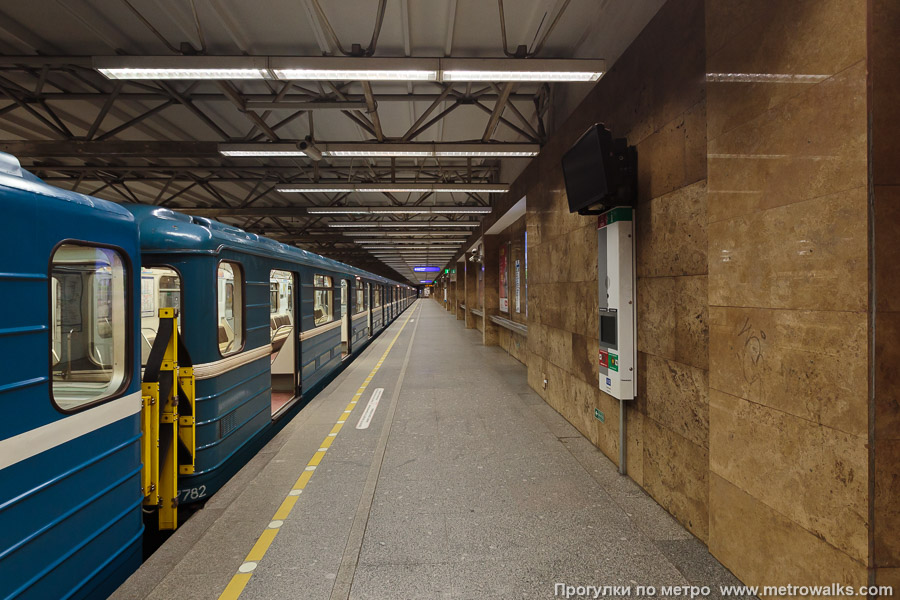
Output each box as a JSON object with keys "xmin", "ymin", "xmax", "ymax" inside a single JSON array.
[{"xmin": 0, "ymin": 165, "xmax": 143, "ymax": 600}]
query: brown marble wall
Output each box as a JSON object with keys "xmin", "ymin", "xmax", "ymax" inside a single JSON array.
[
  {"xmin": 464, "ymin": 256, "xmax": 478, "ymax": 329},
  {"xmin": 482, "ymin": 235, "xmax": 500, "ymax": 345},
  {"xmin": 519, "ymin": 0, "xmax": 711, "ymax": 541},
  {"xmin": 453, "ymin": 0, "xmax": 891, "ymax": 591},
  {"xmin": 871, "ymin": 0, "xmax": 900, "ymax": 587},
  {"xmin": 705, "ymin": 0, "xmax": 872, "ymax": 591}
]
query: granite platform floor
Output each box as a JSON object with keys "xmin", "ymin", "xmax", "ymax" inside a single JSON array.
[{"xmin": 112, "ymin": 299, "xmax": 750, "ymax": 600}]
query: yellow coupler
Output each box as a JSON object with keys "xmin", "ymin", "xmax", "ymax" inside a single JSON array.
[{"xmin": 140, "ymin": 308, "xmax": 195, "ymax": 530}]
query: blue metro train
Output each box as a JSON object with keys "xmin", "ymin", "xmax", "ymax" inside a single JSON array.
[{"xmin": 0, "ymin": 151, "xmax": 415, "ymax": 599}]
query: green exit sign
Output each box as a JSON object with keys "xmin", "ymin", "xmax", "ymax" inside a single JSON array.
[
  {"xmin": 594, "ymin": 408, "xmax": 605, "ymax": 423},
  {"xmin": 444, "ymin": 269, "xmax": 449, "ymax": 274}
]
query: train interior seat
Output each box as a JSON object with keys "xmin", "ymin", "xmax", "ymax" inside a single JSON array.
[{"xmin": 218, "ymin": 320, "xmax": 234, "ymax": 354}]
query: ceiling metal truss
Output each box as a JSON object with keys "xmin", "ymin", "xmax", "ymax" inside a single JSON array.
[{"xmin": 0, "ymin": 0, "xmax": 592, "ymax": 283}]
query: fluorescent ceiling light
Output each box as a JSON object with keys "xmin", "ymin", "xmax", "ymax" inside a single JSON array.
[
  {"xmin": 343, "ymin": 231, "xmax": 471, "ymax": 236},
  {"xmin": 278, "ymin": 188, "xmax": 355, "ymax": 193},
  {"xmin": 358, "ymin": 240, "xmax": 462, "ymax": 245},
  {"xmin": 219, "ymin": 143, "xmax": 307, "ymax": 157},
  {"xmin": 279, "ymin": 183, "xmax": 509, "ymax": 194},
  {"xmin": 273, "ymin": 69, "xmax": 437, "ymax": 81},
  {"xmin": 270, "ymin": 57, "xmax": 439, "ymax": 82},
  {"xmin": 95, "ymin": 56, "xmax": 605, "ymax": 83},
  {"xmin": 327, "ymin": 222, "xmax": 478, "ymax": 228},
  {"xmin": 325, "ymin": 150, "xmax": 432, "ymax": 158},
  {"xmin": 93, "ymin": 56, "xmax": 270, "ymax": 80},
  {"xmin": 442, "ymin": 70, "xmax": 601, "ymax": 82},
  {"xmin": 355, "ymin": 238, "xmax": 467, "ymax": 243},
  {"xmin": 440, "ymin": 58, "xmax": 603, "ymax": 82},
  {"xmin": 320, "ymin": 143, "xmax": 539, "ymax": 158},
  {"xmin": 365, "ymin": 246, "xmax": 459, "ymax": 249},
  {"xmin": 307, "ymin": 206, "xmax": 491, "ymax": 215}
]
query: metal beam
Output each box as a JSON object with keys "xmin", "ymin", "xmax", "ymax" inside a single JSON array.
[
  {"xmin": 401, "ymin": 85, "xmax": 454, "ymax": 141},
  {"xmin": 482, "ymin": 82, "xmax": 514, "ymax": 142},
  {"xmin": 360, "ymin": 81, "xmax": 384, "ymax": 142}
]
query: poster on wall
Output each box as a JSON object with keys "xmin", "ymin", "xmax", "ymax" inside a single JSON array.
[
  {"xmin": 515, "ymin": 260, "xmax": 521, "ymax": 313},
  {"xmin": 499, "ymin": 244, "xmax": 509, "ymax": 313}
]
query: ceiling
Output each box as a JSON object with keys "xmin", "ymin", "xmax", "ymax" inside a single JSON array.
[{"xmin": 0, "ymin": 0, "xmax": 663, "ymax": 284}]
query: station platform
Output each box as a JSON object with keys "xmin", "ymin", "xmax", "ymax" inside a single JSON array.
[{"xmin": 112, "ymin": 299, "xmax": 744, "ymax": 600}]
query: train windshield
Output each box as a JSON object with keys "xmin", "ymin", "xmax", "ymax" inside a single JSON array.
[
  {"xmin": 140, "ymin": 267, "xmax": 182, "ymax": 366},
  {"xmin": 50, "ymin": 244, "xmax": 128, "ymax": 411}
]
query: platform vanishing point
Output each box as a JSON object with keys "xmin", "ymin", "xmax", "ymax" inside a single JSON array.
[{"xmin": 112, "ymin": 300, "xmax": 747, "ymax": 600}]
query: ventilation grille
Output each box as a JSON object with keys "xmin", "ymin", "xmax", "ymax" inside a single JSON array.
[{"xmin": 219, "ymin": 411, "xmax": 238, "ymax": 438}]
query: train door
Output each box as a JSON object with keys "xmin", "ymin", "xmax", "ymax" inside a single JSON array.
[
  {"xmin": 269, "ymin": 269, "xmax": 298, "ymax": 416},
  {"xmin": 367, "ymin": 283, "xmax": 373, "ymax": 336},
  {"xmin": 340, "ymin": 279, "xmax": 350, "ymax": 358}
]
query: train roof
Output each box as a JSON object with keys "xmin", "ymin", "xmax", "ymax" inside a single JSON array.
[
  {"xmin": 125, "ymin": 204, "xmax": 407, "ymax": 287},
  {"xmin": 0, "ymin": 152, "xmax": 134, "ymax": 221}
]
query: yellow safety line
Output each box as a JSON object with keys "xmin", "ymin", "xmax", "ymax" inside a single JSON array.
[{"xmin": 218, "ymin": 303, "xmax": 419, "ymax": 600}]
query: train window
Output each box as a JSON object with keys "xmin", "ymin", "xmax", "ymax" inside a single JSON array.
[
  {"xmin": 50, "ymin": 244, "xmax": 128, "ymax": 411},
  {"xmin": 313, "ymin": 274, "xmax": 333, "ymax": 325},
  {"xmin": 270, "ymin": 282, "xmax": 279, "ymax": 313},
  {"xmin": 355, "ymin": 283, "xmax": 365, "ymax": 313},
  {"xmin": 140, "ymin": 266, "xmax": 182, "ymax": 366},
  {"xmin": 374, "ymin": 286, "xmax": 381, "ymax": 308},
  {"xmin": 218, "ymin": 262, "xmax": 243, "ymax": 356}
]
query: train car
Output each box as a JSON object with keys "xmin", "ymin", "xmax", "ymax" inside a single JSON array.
[
  {"xmin": 125, "ymin": 205, "xmax": 414, "ymax": 504},
  {"xmin": 0, "ymin": 153, "xmax": 144, "ymax": 599},
  {"xmin": 0, "ymin": 150, "xmax": 415, "ymax": 600}
]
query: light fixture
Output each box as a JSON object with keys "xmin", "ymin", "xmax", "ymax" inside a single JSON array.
[
  {"xmin": 319, "ymin": 142, "xmax": 539, "ymax": 158},
  {"xmin": 364, "ymin": 246, "xmax": 459, "ymax": 250},
  {"xmin": 219, "ymin": 143, "xmax": 308, "ymax": 157},
  {"xmin": 278, "ymin": 183, "xmax": 507, "ymax": 194},
  {"xmin": 440, "ymin": 58, "xmax": 603, "ymax": 82},
  {"xmin": 358, "ymin": 241, "xmax": 463, "ymax": 246},
  {"xmin": 344, "ymin": 232, "xmax": 471, "ymax": 238},
  {"xmin": 327, "ymin": 222, "xmax": 478, "ymax": 228},
  {"xmin": 217, "ymin": 142, "xmax": 538, "ymax": 158},
  {"xmin": 307, "ymin": 206, "xmax": 491, "ymax": 215},
  {"xmin": 348, "ymin": 236, "xmax": 465, "ymax": 247},
  {"xmin": 94, "ymin": 56, "xmax": 605, "ymax": 83},
  {"xmin": 269, "ymin": 57, "xmax": 440, "ymax": 81},
  {"xmin": 93, "ymin": 56, "xmax": 270, "ymax": 80}
]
